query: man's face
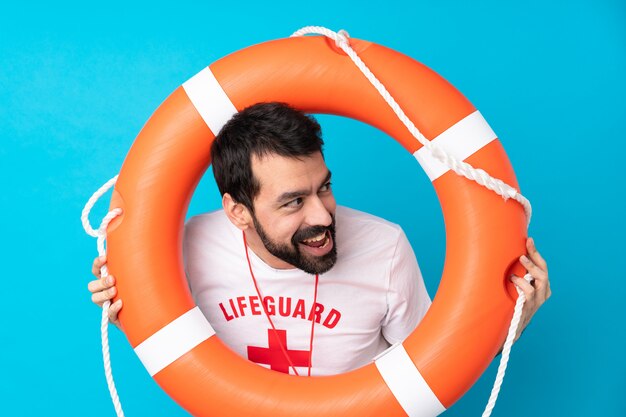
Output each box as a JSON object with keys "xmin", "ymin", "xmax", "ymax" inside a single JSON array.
[{"xmin": 248, "ymin": 151, "xmax": 337, "ymax": 274}]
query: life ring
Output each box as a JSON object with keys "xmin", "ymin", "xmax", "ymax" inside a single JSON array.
[{"xmin": 106, "ymin": 34, "xmax": 527, "ymax": 416}]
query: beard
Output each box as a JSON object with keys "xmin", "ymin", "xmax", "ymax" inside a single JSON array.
[{"xmin": 251, "ymin": 214, "xmax": 337, "ymax": 275}]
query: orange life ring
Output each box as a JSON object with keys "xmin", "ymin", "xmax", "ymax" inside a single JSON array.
[{"xmin": 107, "ymin": 35, "xmax": 527, "ymax": 416}]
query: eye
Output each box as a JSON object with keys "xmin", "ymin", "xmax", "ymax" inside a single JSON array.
[
  {"xmin": 319, "ymin": 182, "xmax": 332, "ymax": 193},
  {"xmin": 284, "ymin": 197, "xmax": 303, "ymax": 208}
]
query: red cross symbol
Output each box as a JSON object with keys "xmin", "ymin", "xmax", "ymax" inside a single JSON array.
[{"xmin": 247, "ymin": 329, "xmax": 311, "ymax": 374}]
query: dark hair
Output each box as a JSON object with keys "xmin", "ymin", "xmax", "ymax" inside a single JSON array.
[{"xmin": 211, "ymin": 102, "xmax": 324, "ymax": 211}]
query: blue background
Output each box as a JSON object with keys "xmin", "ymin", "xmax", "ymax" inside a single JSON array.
[{"xmin": 1, "ymin": 1, "xmax": 624, "ymax": 416}]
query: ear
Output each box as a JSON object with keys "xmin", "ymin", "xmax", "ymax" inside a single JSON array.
[{"xmin": 222, "ymin": 193, "xmax": 253, "ymax": 231}]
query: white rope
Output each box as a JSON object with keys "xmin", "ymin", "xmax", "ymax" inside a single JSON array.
[
  {"xmin": 81, "ymin": 28, "xmax": 533, "ymax": 417},
  {"xmin": 82, "ymin": 177, "xmax": 125, "ymax": 417},
  {"xmin": 291, "ymin": 26, "xmax": 532, "ymax": 226},
  {"xmin": 81, "ymin": 175, "xmax": 119, "ymax": 237},
  {"xmin": 481, "ymin": 275, "xmax": 530, "ymax": 417},
  {"xmin": 291, "ymin": 26, "xmax": 533, "ymax": 415}
]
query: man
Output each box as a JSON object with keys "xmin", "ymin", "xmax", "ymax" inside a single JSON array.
[{"xmin": 89, "ymin": 102, "xmax": 551, "ymax": 376}]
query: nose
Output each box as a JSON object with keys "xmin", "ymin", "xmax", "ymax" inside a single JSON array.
[{"xmin": 304, "ymin": 196, "xmax": 333, "ymax": 227}]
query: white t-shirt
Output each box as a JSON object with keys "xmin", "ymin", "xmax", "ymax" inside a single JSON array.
[{"xmin": 184, "ymin": 206, "xmax": 431, "ymax": 376}]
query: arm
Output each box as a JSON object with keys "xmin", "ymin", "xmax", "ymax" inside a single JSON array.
[{"xmin": 87, "ymin": 255, "xmax": 123, "ymax": 328}]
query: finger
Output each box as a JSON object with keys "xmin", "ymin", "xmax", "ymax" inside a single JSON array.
[
  {"xmin": 526, "ymin": 238, "xmax": 548, "ymax": 272},
  {"xmin": 533, "ymin": 270, "xmax": 551, "ymax": 301},
  {"xmin": 91, "ymin": 286, "xmax": 117, "ymax": 306},
  {"xmin": 92, "ymin": 256, "xmax": 107, "ymax": 278},
  {"xmin": 546, "ymin": 284, "xmax": 552, "ymax": 299},
  {"xmin": 87, "ymin": 279, "xmax": 105, "ymax": 294},
  {"xmin": 91, "ymin": 291, "xmax": 108, "ymax": 306},
  {"xmin": 519, "ymin": 255, "xmax": 547, "ymax": 281},
  {"xmin": 535, "ymin": 285, "xmax": 552, "ymax": 304},
  {"xmin": 108, "ymin": 299, "xmax": 123, "ymax": 322},
  {"xmin": 510, "ymin": 275, "xmax": 535, "ymax": 299},
  {"xmin": 519, "ymin": 254, "xmax": 550, "ymax": 302},
  {"xmin": 87, "ymin": 275, "xmax": 115, "ymax": 293}
]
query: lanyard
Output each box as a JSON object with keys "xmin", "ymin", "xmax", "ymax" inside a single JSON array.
[{"xmin": 243, "ymin": 231, "xmax": 319, "ymax": 376}]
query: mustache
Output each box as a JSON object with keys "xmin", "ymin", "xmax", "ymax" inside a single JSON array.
[{"xmin": 292, "ymin": 218, "xmax": 336, "ymax": 243}]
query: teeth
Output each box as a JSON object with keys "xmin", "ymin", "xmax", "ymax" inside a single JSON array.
[{"xmin": 303, "ymin": 232, "xmax": 326, "ymax": 243}]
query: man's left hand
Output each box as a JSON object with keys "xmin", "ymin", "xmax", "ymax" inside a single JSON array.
[{"xmin": 510, "ymin": 237, "xmax": 552, "ymax": 341}]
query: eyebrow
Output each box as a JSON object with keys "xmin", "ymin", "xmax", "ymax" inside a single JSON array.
[{"xmin": 276, "ymin": 170, "xmax": 332, "ymax": 204}]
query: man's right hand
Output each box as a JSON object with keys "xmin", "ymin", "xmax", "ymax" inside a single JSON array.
[{"xmin": 88, "ymin": 255, "xmax": 123, "ymax": 327}]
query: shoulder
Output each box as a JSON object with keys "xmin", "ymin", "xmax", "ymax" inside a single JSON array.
[
  {"xmin": 186, "ymin": 209, "xmax": 229, "ymax": 229},
  {"xmin": 184, "ymin": 209, "xmax": 235, "ymax": 243},
  {"xmin": 333, "ymin": 206, "xmax": 408, "ymax": 267},
  {"xmin": 183, "ymin": 209, "xmax": 243, "ymax": 269},
  {"xmin": 336, "ymin": 206, "xmax": 404, "ymax": 240}
]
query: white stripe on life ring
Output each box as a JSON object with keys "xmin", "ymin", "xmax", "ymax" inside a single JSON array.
[
  {"xmin": 182, "ymin": 67, "xmax": 238, "ymax": 136},
  {"xmin": 134, "ymin": 307, "xmax": 216, "ymax": 376},
  {"xmin": 414, "ymin": 111, "xmax": 497, "ymax": 182},
  {"xmin": 374, "ymin": 343, "xmax": 446, "ymax": 417}
]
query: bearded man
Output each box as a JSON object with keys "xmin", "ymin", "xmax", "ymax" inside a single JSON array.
[{"xmin": 89, "ymin": 102, "xmax": 550, "ymax": 376}]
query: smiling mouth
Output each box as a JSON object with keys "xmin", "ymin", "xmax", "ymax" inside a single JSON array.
[{"xmin": 300, "ymin": 230, "xmax": 330, "ymax": 249}]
